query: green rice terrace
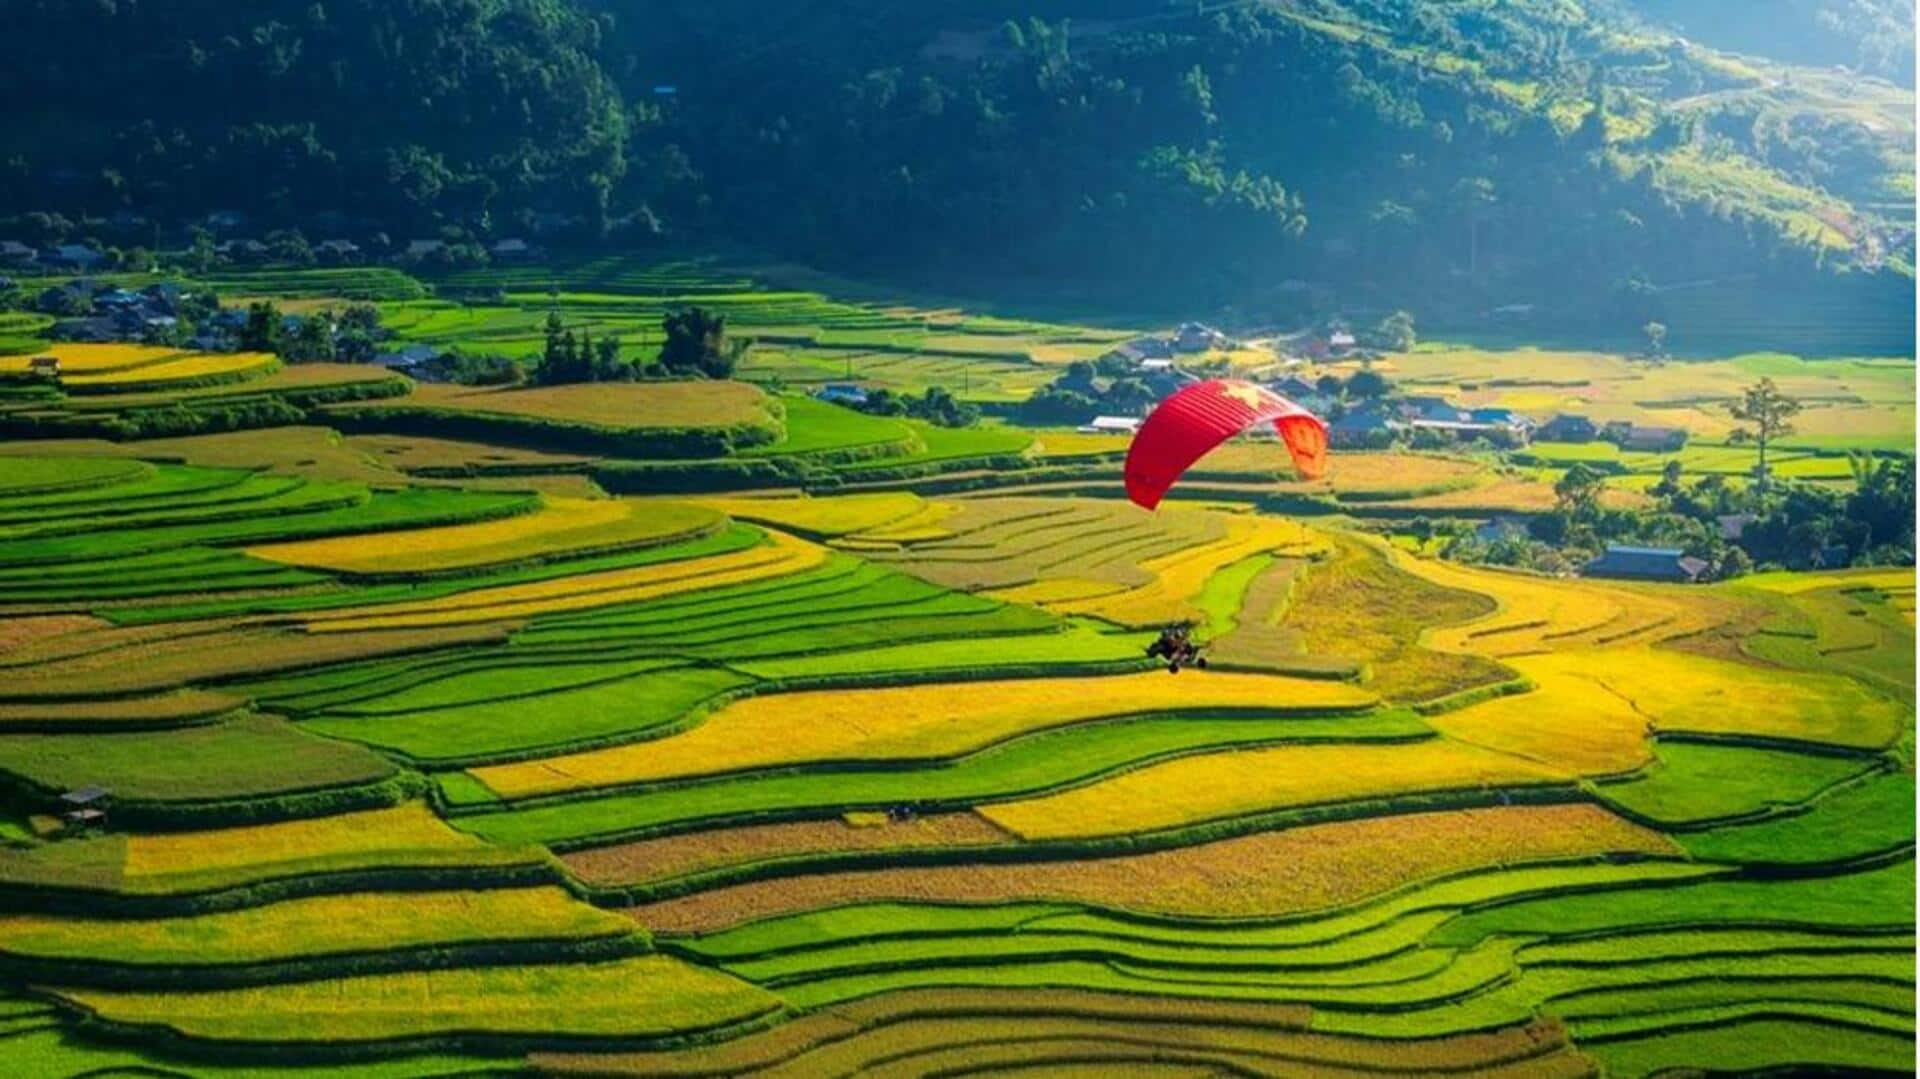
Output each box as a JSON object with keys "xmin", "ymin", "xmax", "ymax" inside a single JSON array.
[{"xmin": 0, "ymin": 256, "xmax": 1908, "ymax": 1077}]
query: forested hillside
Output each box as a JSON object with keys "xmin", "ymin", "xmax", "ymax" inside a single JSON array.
[
  {"xmin": 0, "ymin": 0, "xmax": 629, "ymax": 230},
  {"xmin": 3, "ymin": 0, "xmax": 1912, "ymax": 344}
]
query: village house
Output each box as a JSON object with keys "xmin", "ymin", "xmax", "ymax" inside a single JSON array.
[
  {"xmin": 1608, "ymin": 424, "xmax": 1689, "ymax": 453},
  {"xmin": 37, "ymin": 279, "xmax": 99, "ymax": 313},
  {"xmin": 142, "ymin": 282, "xmax": 184, "ymax": 311},
  {"xmin": 49, "ymin": 317, "xmax": 117, "ymax": 343},
  {"xmin": 1264, "ymin": 377, "xmax": 1337, "ymax": 417},
  {"xmin": 317, "ymin": 239, "xmax": 362, "ymax": 262},
  {"xmin": 815, "ymin": 383, "xmax": 869, "ymax": 406},
  {"xmin": 375, "ymin": 343, "xmax": 440, "ymax": 367},
  {"xmin": 370, "ymin": 344, "xmax": 445, "ymax": 380},
  {"xmin": 1397, "ymin": 395, "xmax": 1469, "ymax": 424},
  {"xmin": 28, "ymin": 355, "xmax": 60, "ymax": 377},
  {"xmin": 1537, "ymin": 414, "xmax": 1598, "ymax": 442},
  {"xmin": 95, "ymin": 287, "xmax": 143, "ymax": 309},
  {"xmin": 1329, "ymin": 405, "xmax": 1399, "ymax": 448},
  {"xmin": 1327, "ymin": 329, "xmax": 1359, "ymax": 356},
  {"xmin": 1268, "ymin": 375, "xmax": 1319, "ymax": 400},
  {"xmin": 1102, "ymin": 336, "xmax": 1176, "ymax": 366},
  {"xmin": 1473, "ymin": 516, "xmax": 1533, "ymax": 545},
  {"xmin": 405, "ymin": 239, "xmax": 448, "ymax": 260},
  {"xmin": 1469, "ymin": 407, "xmax": 1535, "ymax": 432},
  {"xmin": 47, "ymin": 244, "xmax": 106, "ymax": 272},
  {"xmin": 1406, "ymin": 417, "xmax": 1530, "ymax": 448},
  {"xmin": 1174, "ymin": 322, "xmax": 1230, "ymax": 353},
  {"xmin": 1716, "ymin": 513, "xmax": 1758, "ymax": 541},
  {"xmin": 0, "ymin": 241, "xmax": 36, "ymax": 265},
  {"xmin": 217, "ymin": 238, "xmax": 269, "ymax": 261},
  {"xmin": 1583, "ymin": 544, "xmax": 1709, "ymax": 583},
  {"xmin": 1079, "ymin": 415, "xmax": 1143, "ymax": 435},
  {"xmin": 1142, "ymin": 367, "xmax": 1199, "ymax": 399},
  {"xmin": 491, "ymin": 238, "xmax": 541, "ymax": 261}
]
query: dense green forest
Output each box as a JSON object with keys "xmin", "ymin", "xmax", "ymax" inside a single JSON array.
[
  {"xmin": 1, "ymin": 0, "xmax": 628, "ymax": 230},
  {"xmin": 3, "ymin": 0, "xmax": 1912, "ymax": 341}
]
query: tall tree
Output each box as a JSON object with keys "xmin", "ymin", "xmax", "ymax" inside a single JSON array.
[
  {"xmin": 240, "ymin": 302, "xmax": 283, "ymax": 353},
  {"xmin": 1727, "ymin": 378, "xmax": 1802, "ymax": 490},
  {"xmin": 660, "ymin": 307, "xmax": 734, "ymax": 378},
  {"xmin": 1554, "ymin": 462, "xmax": 1606, "ymax": 517}
]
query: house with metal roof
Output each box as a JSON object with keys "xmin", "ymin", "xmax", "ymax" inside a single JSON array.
[{"xmin": 1582, "ymin": 544, "xmax": 1709, "ymax": 583}]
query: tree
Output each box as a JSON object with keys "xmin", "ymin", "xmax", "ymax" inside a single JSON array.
[
  {"xmin": 1846, "ymin": 453, "xmax": 1915, "ymax": 553},
  {"xmin": 180, "ymin": 227, "xmax": 218, "ymax": 275},
  {"xmin": 660, "ymin": 306, "xmax": 735, "ymax": 378},
  {"xmin": 240, "ymin": 301, "xmax": 283, "ymax": 353},
  {"xmin": 1448, "ymin": 177, "xmax": 1496, "ymax": 276},
  {"xmin": 1650, "ymin": 458, "xmax": 1684, "ymax": 499},
  {"xmin": 593, "ymin": 334, "xmax": 624, "ymax": 379},
  {"xmin": 863, "ymin": 388, "xmax": 907, "ymax": 416},
  {"xmin": 1641, "ymin": 321, "xmax": 1667, "ymax": 358},
  {"xmin": 1019, "ymin": 385, "xmax": 1096, "ymax": 424},
  {"xmin": 1553, "ymin": 462, "xmax": 1606, "ymax": 517},
  {"xmin": 280, "ymin": 315, "xmax": 336, "ymax": 362},
  {"xmin": 907, "ymin": 385, "xmax": 979, "ymax": 427},
  {"xmin": 1346, "ymin": 369, "xmax": 1392, "ymax": 399},
  {"xmin": 1102, "ymin": 377, "xmax": 1155, "ymax": 414},
  {"xmin": 1727, "ymin": 378, "xmax": 1802, "ymax": 490},
  {"xmin": 266, "ymin": 229, "xmax": 315, "ymax": 266},
  {"xmin": 1371, "ymin": 310, "xmax": 1416, "ymax": 352},
  {"xmin": 535, "ymin": 312, "xmax": 584, "ymax": 385}
]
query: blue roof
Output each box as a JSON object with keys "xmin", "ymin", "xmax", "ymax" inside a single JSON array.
[{"xmin": 1584, "ymin": 544, "xmax": 1708, "ymax": 583}]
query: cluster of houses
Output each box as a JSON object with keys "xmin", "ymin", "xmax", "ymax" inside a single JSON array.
[
  {"xmin": 1325, "ymin": 395, "xmax": 1691, "ymax": 454},
  {"xmin": 1099, "ymin": 322, "xmax": 1238, "ymax": 370},
  {"xmin": 1312, "ymin": 388, "xmax": 1537, "ymax": 449},
  {"xmin": 0, "ymin": 214, "xmax": 552, "ymax": 277},
  {"xmin": 33, "ymin": 279, "xmax": 204, "ymax": 346},
  {"xmin": 21, "ymin": 275, "xmax": 451, "ymax": 377},
  {"xmin": 1280, "ymin": 327, "xmax": 1363, "ymax": 362},
  {"xmin": 1535, "ymin": 414, "xmax": 1689, "ymax": 453},
  {"xmin": 0, "ymin": 241, "xmax": 108, "ymax": 273}
]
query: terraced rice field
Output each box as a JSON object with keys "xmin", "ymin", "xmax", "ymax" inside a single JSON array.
[
  {"xmin": 249, "ymin": 496, "xmax": 722, "ymax": 575},
  {"xmin": 1387, "ymin": 346, "xmax": 1915, "ymax": 456},
  {"xmin": 60, "ymin": 350, "xmax": 279, "ymax": 392},
  {"xmin": 0, "ymin": 283, "xmax": 1907, "ymax": 1076},
  {"xmin": 380, "ymin": 380, "xmax": 775, "ymax": 430},
  {"xmin": 378, "ymin": 255, "xmax": 1125, "ymax": 405}
]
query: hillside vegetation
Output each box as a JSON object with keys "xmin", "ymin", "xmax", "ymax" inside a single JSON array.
[{"xmin": 3, "ymin": 0, "xmax": 1911, "ymax": 346}]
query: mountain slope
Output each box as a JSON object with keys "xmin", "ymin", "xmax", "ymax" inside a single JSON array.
[{"xmin": 2, "ymin": 0, "xmax": 1910, "ymax": 349}]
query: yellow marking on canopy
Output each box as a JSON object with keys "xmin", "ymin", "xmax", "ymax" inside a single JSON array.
[{"xmin": 1218, "ymin": 382, "xmax": 1268, "ymax": 410}]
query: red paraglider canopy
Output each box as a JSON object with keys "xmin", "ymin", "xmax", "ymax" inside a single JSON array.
[{"xmin": 1125, "ymin": 379, "xmax": 1328, "ymax": 509}]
